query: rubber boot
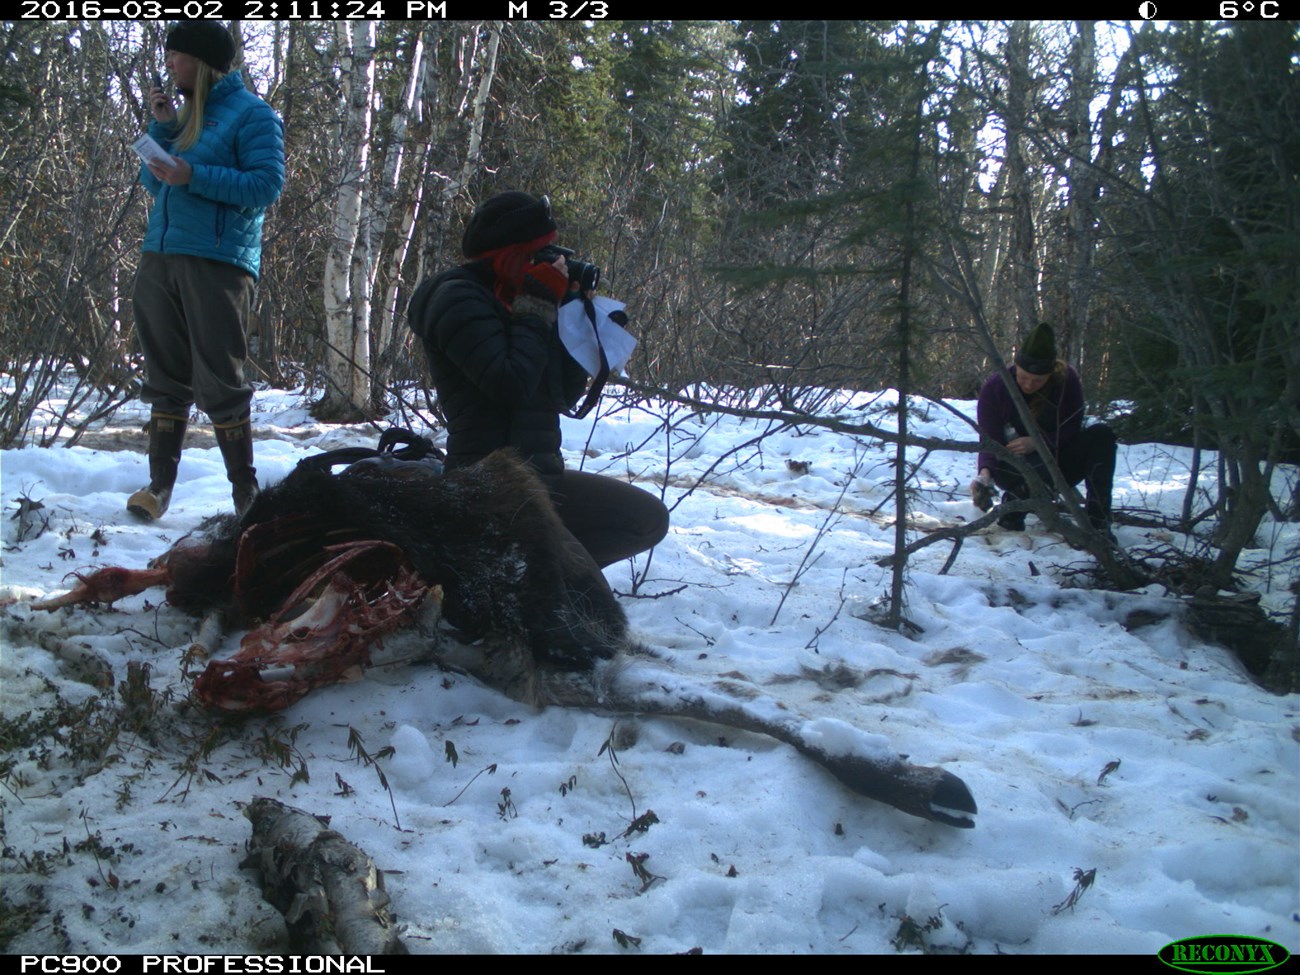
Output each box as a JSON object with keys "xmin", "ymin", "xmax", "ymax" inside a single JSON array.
[
  {"xmin": 214, "ymin": 416, "xmax": 259, "ymax": 518},
  {"xmin": 127, "ymin": 412, "xmax": 188, "ymax": 521}
]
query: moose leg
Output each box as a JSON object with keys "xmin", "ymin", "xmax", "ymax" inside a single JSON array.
[
  {"xmin": 31, "ymin": 564, "xmax": 173, "ymax": 611},
  {"xmin": 428, "ymin": 638, "xmax": 978, "ymax": 829},
  {"xmin": 592, "ymin": 659, "xmax": 978, "ymax": 829}
]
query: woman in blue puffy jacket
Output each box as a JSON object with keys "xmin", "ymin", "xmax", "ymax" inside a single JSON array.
[{"xmin": 128, "ymin": 21, "xmax": 285, "ymax": 521}]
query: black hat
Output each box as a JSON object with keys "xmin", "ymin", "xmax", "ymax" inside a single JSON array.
[
  {"xmin": 165, "ymin": 22, "xmax": 236, "ymax": 73},
  {"xmin": 462, "ymin": 192, "xmax": 557, "ymax": 258},
  {"xmin": 1014, "ymin": 322, "xmax": 1058, "ymax": 375}
]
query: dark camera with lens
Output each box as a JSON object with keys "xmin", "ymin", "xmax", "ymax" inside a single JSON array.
[{"xmin": 536, "ymin": 244, "xmax": 601, "ymax": 293}]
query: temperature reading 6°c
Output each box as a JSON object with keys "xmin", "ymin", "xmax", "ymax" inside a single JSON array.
[{"xmin": 1220, "ymin": 0, "xmax": 1281, "ymax": 15}]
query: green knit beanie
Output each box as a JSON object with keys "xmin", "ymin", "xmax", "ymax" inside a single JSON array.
[{"xmin": 1015, "ymin": 322, "xmax": 1057, "ymax": 375}]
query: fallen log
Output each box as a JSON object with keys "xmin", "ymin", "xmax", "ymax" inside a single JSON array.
[
  {"xmin": 1186, "ymin": 591, "xmax": 1295, "ymax": 694},
  {"xmin": 242, "ymin": 797, "xmax": 408, "ymax": 955},
  {"xmin": 1124, "ymin": 589, "xmax": 1297, "ymax": 694}
]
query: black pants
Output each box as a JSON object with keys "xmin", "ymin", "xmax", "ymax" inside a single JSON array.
[
  {"xmin": 992, "ymin": 424, "xmax": 1117, "ymax": 524},
  {"xmin": 544, "ymin": 469, "xmax": 669, "ymax": 568}
]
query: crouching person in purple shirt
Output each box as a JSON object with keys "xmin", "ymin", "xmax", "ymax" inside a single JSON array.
[{"xmin": 970, "ymin": 322, "xmax": 1117, "ymax": 535}]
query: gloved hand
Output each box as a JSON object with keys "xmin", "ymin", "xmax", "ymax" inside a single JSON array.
[
  {"xmin": 513, "ymin": 263, "xmax": 569, "ymax": 327},
  {"xmin": 970, "ymin": 472, "xmax": 998, "ymax": 512},
  {"xmin": 521, "ymin": 261, "xmax": 569, "ymax": 302}
]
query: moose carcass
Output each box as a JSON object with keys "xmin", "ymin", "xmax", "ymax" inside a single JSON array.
[{"xmin": 33, "ymin": 447, "xmax": 977, "ymax": 828}]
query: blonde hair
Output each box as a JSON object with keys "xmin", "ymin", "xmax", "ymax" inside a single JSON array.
[
  {"xmin": 1028, "ymin": 360, "xmax": 1070, "ymax": 422},
  {"xmin": 173, "ymin": 61, "xmax": 227, "ymax": 152}
]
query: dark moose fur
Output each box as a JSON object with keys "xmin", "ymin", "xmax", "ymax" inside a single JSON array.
[{"xmin": 168, "ymin": 449, "xmax": 627, "ymax": 670}]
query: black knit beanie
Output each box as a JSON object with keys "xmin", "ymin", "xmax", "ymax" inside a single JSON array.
[
  {"xmin": 462, "ymin": 192, "xmax": 557, "ymax": 258},
  {"xmin": 1015, "ymin": 322, "xmax": 1058, "ymax": 375},
  {"xmin": 165, "ymin": 22, "xmax": 236, "ymax": 73}
]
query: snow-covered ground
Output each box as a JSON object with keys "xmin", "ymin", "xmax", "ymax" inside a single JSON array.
[{"xmin": 1, "ymin": 384, "xmax": 1296, "ymax": 955}]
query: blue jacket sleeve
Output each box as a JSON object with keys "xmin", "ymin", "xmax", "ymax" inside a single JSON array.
[
  {"xmin": 139, "ymin": 162, "xmax": 162, "ymax": 197},
  {"xmin": 188, "ymin": 102, "xmax": 285, "ymax": 210}
]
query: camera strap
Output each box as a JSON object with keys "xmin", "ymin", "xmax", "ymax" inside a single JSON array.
[{"xmin": 564, "ymin": 296, "xmax": 610, "ymax": 420}]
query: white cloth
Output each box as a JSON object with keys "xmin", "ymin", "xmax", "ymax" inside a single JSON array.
[{"xmin": 558, "ymin": 296, "xmax": 637, "ymax": 377}]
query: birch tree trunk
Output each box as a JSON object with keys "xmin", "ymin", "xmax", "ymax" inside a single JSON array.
[
  {"xmin": 374, "ymin": 23, "xmax": 500, "ymax": 385},
  {"xmin": 318, "ymin": 20, "xmax": 377, "ymax": 421},
  {"xmin": 410, "ymin": 23, "xmax": 502, "ymax": 306},
  {"xmin": 370, "ymin": 27, "xmax": 428, "ymax": 379},
  {"xmin": 449, "ymin": 23, "xmax": 501, "ymax": 200}
]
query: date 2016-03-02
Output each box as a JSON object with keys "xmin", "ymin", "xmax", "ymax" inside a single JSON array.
[{"xmin": 20, "ymin": 0, "xmax": 612, "ymax": 18}]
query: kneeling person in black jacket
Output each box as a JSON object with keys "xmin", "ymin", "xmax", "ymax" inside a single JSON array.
[{"xmin": 407, "ymin": 191, "xmax": 669, "ymax": 569}]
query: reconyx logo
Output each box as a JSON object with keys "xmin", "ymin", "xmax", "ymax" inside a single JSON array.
[{"xmin": 1158, "ymin": 935, "xmax": 1290, "ymax": 974}]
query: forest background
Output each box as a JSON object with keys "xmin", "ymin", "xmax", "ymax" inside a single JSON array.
[{"xmin": 1, "ymin": 18, "xmax": 1297, "ymax": 603}]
